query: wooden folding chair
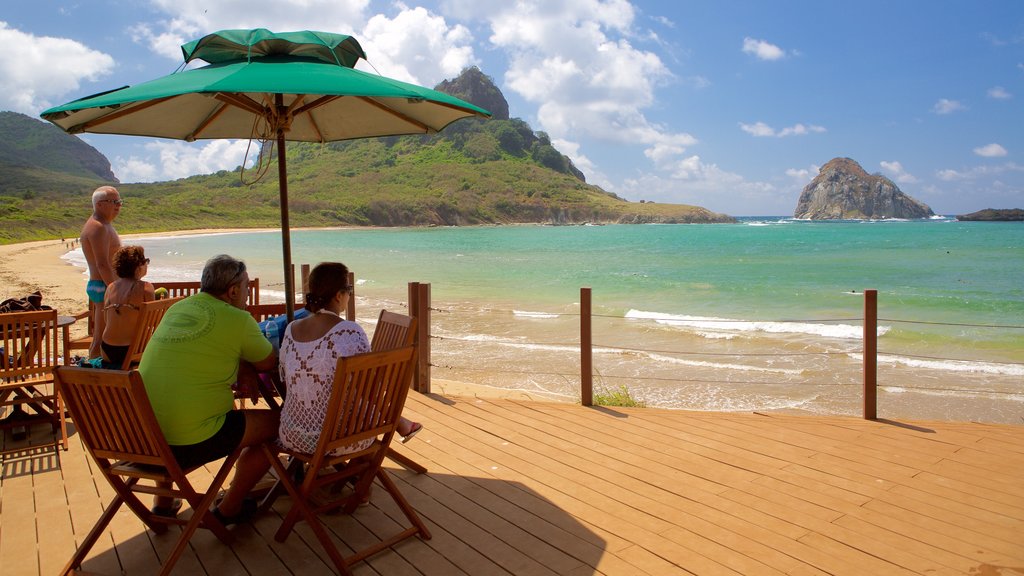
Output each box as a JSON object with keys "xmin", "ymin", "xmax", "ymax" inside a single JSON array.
[
  {"xmin": 154, "ymin": 279, "xmax": 260, "ymax": 306},
  {"xmin": 65, "ymin": 302, "xmax": 95, "ymax": 359},
  {"xmin": 370, "ymin": 310, "xmax": 427, "ymax": 474},
  {"xmin": 1, "ymin": 309, "xmax": 67, "ymax": 453},
  {"xmin": 53, "ymin": 367, "xmax": 241, "ymax": 576},
  {"xmin": 120, "ymin": 296, "xmax": 183, "ymax": 370},
  {"xmin": 261, "ymin": 346, "xmax": 430, "ymax": 575}
]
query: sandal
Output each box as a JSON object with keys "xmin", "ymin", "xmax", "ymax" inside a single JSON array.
[
  {"xmin": 211, "ymin": 497, "xmax": 259, "ymax": 526},
  {"xmin": 151, "ymin": 498, "xmax": 183, "ymax": 518},
  {"xmin": 400, "ymin": 422, "xmax": 423, "ymax": 444}
]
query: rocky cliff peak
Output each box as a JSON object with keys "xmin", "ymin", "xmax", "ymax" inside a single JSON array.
[
  {"xmin": 434, "ymin": 66, "xmax": 510, "ymax": 120},
  {"xmin": 794, "ymin": 157, "xmax": 934, "ymax": 219}
]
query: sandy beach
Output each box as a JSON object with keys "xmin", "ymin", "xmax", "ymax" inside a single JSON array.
[{"xmin": 0, "ymin": 230, "xmax": 559, "ymax": 403}]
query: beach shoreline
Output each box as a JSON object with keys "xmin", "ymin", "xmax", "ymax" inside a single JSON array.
[
  {"xmin": 0, "ymin": 229, "xmax": 563, "ymax": 404},
  {"xmin": 3, "ymin": 227, "xmax": 1021, "ymax": 424}
]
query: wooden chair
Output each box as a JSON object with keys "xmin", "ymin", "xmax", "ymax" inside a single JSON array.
[
  {"xmin": 53, "ymin": 367, "xmax": 241, "ymax": 576},
  {"xmin": 119, "ymin": 297, "xmax": 183, "ymax": 370},
  {"xmin": 154, "ymin": 278, "xmax": 260, "ymax": 306},
  {"xmin": 1, "ymin": 309, "xmax": 67, "ymax": 453},
  {"xmin": 247, "ymin": 302, "xmax": 288, "ymax": 323},
  {"xmin": 261, "ymin": 346, "xmax": 430, "ymax": 575},
  {"xmin": 67, "ymin": 279, "xmax": 259, "ymax": 358},
  {"xmin": 371, "ymin": 310, "xmax": 427, "ymax": 474},
  {"xmin": 64, "ymin": 302, "xmax": 96, "ymax": 359}
]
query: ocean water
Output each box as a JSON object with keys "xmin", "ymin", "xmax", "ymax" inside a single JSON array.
[{"xmin": 64, "ymin": 218, "xmax": 1024, "ymax": 424}]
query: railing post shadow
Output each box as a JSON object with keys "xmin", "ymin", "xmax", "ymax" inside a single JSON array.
[
  {"xmin": 863, "ymin": 288, "xmax": 878, "ymax": 420},
  {"xmin": 581, "ymin": 287, "xmax": 593, "ymax": 407},
  {"xmin": 408, "ymin": 282, "xmax": 431, "ymax": 394}
]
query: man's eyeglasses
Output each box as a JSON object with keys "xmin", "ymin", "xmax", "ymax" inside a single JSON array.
[{"xmin": 101, "ymin": 199, "xmax": 124, "ymax": 206}]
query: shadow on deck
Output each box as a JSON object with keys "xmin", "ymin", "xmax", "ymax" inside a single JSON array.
[{"xmin": 2, "ymin": 392, "xmax": 1024, "ymax": 575}]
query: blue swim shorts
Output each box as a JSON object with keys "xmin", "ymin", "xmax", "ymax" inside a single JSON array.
[{"xmin": 86, "ymin": 279, "xmax": 106, "ymax": 304}]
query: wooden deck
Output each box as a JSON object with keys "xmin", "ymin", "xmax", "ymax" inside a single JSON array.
[{"xmin": 2, "ymin": 392, "xmax": 1023, "ymax": 575}]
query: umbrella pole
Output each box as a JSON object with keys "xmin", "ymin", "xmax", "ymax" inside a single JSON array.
[{"xmin": 276, "ymin": 109, "xmax": 295, "ymax": 323}]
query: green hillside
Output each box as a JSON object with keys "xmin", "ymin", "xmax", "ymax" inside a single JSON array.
[{"xmin": 0, "ymin": 68, "xmax": 734, "ymax": 244}]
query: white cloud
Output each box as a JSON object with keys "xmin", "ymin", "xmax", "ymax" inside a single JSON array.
[
  {"xmin": 114, "ymin": 140, "xmax": 253, "ymax": 182},
  {"xmin": 786, "ymin": 164, "xmax": 820, "ymax": 182},
  {"xmin": 974, "ymin": 143, "xmax": 1008, "ymax": 157},
  {"xmin": 0, "ymin": 22, "xmax": 115, "ymax": 114},
  {"xmin": 740, "ymin": 121, "xmax": 825, "ymax": 138},
  {"xmin": 740, "ymin": 121, "xmax": 775, "ymax": 137},
  {"xmin": 742, "ymin": 37, "xmax": 786, "ymax": 61},
  {"xmin": 131, "ymin": 0, "xmax": 375, "ymax": 61},
  {"xmin": 618, "ymin": 157, "xmax": 782, "ymax": 214},
  {"xmin": 932, "ymin": 98, "xmax": 965, "ymax": 114},
  {"xmin": 936, "ymin": 162, "xmax": 1023, "ymax": 181},
  {"xmin": 880, "ymin": 160, "xmax": 918, "ymax": 184},
  {"xmin": 131, "ymin": 1, "xmax": 474, "ymax": 88},
  {"xmin": 360, "ymin": 6, "xmax": 476, "ymax": 85},
  {"xmin": 987, "ymin": 86, "xmax": 1012, "ymax": 99},
  {"xmin": 459, "ymin": 1, "xmax": 695, "ymax": 170}
]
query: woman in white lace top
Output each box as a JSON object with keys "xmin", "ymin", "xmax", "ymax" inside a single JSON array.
[{"xmin": 277, "ymin": 262, "xmax": 422, "ymax": 455}]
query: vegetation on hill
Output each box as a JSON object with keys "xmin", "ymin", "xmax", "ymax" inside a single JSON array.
[{"xmin": 0, "ymin": 68, "xmax": 734, "ymax": 244}]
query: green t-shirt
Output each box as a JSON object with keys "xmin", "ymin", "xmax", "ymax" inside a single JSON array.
[{"xmin": 139, "ymin": 292, "xmax": 272, "ymax": 445}]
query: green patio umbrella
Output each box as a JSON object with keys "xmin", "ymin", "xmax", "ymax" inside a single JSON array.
[{"xmin": 42, "ymin": 28, "xmax": 490, "ymax": 319}]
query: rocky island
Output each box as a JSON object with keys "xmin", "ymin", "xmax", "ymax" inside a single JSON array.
[
  {"xmin": 794, "ymin": 157, "xmax": 934, "ymax": 220},
  {"xmin": 956, "ymin": 208, "xmax": 1023, "ymax": 221}
]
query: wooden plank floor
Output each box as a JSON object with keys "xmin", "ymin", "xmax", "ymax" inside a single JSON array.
[{"xmin": 2, "ymin": 393, "xmax": 1023, "ymax": 575}]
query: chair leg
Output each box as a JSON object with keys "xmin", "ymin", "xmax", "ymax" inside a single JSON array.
[
  {"xmin": 58, "ymin": 391, "xmax": 68, "ymax": 450},
  {"xmin": 60, "ymin": 495, "xmax": 125, "ymax": 575},
  {"xmin": 376, "ymin": 469, "xmax": 432, "ymax": 540},
  {"xmin": 386, "ymin": 447, "xmax": 427, "ymax": 474}
]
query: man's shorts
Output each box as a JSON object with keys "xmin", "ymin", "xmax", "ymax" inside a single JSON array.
[
  {"xmin": 86, "ymin": 279, "xmax": 106, "ymax": 304},
  {"xmin": 170, "ymin": 410, "xmax": 247, "ymax": 470}
]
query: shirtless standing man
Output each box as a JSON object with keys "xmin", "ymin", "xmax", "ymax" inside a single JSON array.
[{"xmin": 80, "ymin": 185, "xmax": 122, "ymax": 360}]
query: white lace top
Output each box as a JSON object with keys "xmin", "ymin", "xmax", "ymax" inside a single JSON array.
[{"xmin": 277, "ymin": 319, "xmax": 371, "ymax": 455}]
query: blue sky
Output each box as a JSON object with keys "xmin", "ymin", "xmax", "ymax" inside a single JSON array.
[{"xmin": 1, "ymin": 1, "xmax": 1021, "ymax": 216}]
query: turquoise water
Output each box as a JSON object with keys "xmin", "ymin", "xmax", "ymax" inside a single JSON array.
[{"xmin": 66, "ymin": 218, "xmax": 1024, "ymax": 422}]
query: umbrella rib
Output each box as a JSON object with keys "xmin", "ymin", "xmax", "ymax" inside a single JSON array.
[
  {"xmin": 293, "ymin": 95, "xmax": 339, "ymax": 116},
  {"xmin": 356, "ymin": 96, "xmax": 431, "ymax": 132},
  {"xmin": 293, "ymin": 95, "xmax": 340, "ymax": 142},
  {"xmin": 215, "ymin": 92, "xmax": 266, "ymax": 116},
  {"xmin": 69, "ymin": 96, "xmax": 175, "ymax": 133},
  {"xmin": 189, "ymin": 102, "xmax": 230, "ymax": 140}
]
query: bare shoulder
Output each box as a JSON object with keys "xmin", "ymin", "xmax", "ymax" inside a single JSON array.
[{"xmin": 80, "ymin": 216, "xmax": 107, "ymax": 240}]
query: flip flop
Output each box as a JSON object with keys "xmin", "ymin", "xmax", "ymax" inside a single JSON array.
[{"xmin": 400, "ymin": 422, "xmax": 423, "ymax": 444}]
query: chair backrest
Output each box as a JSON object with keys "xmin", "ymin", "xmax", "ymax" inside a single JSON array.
[
  {"xmin": 370, "ymin": 310, "xmax": 417, "ymax": 352},
  {"xmin": 121, "ymin": 297, "xmax": 183, "ymax": 370},
  {"xmin": 54, "ymin": 366, "xmax": 178, "ymax": 470},
  {"xmin": 0, "ymin": 309, "xmax": 59, "ymax": 381},
  {"xmin": 246, "ymin": 303, "xmax": 306, "ymax": 323},
  {"xmin": 318, "ymin": 346, "xmax": 416, "ymax": 459},
  {"xmin": 153, "ymin": 279, "xmax": 260, "ymax": 306}
]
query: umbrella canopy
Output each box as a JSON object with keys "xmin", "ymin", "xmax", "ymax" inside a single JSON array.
[{"xmin": 42, "ymin": 29, "xmax": 490, "ymax": 319}]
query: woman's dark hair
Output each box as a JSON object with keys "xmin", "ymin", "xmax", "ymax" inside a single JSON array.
[
  {"xmin": 304, "ymin": 262, "xmax": 351, "ymax": 313},
  {"xmin": 112, "ymin": 245, "xmax": 147, "ymax": 279}
]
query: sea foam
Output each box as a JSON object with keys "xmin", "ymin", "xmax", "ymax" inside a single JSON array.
[{"xmin": 625, "ymin": 309, "xmax": 888, "ymax": 340}]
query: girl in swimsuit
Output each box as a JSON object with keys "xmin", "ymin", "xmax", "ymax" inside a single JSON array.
[{"xmin": 100, "ymin": 246, "xmax": 155, "ymax": 368}]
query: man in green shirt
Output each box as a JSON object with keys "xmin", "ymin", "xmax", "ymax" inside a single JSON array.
[{"xmin": 140, "ymin": 254, "xmax": 277, "ymax": 524}]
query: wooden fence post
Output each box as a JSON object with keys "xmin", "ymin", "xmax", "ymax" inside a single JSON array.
[
  {"xmin": 408, "ymin": 282, "xmax": 431, "ymax": 394},
  {"xmin": 863, "ymin": 289, "xmax": 878, "ymax": 420},
  {"xmin": 581, "ymin": 287, "xmax": 593, "ymax": 407},
  {"xmin": 300, "ymin": 264, "xmax": 310, "ymax": 304},
  {"xmin": 346, "ymin": 271, "xmax": 355, "ymax": 321}
]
